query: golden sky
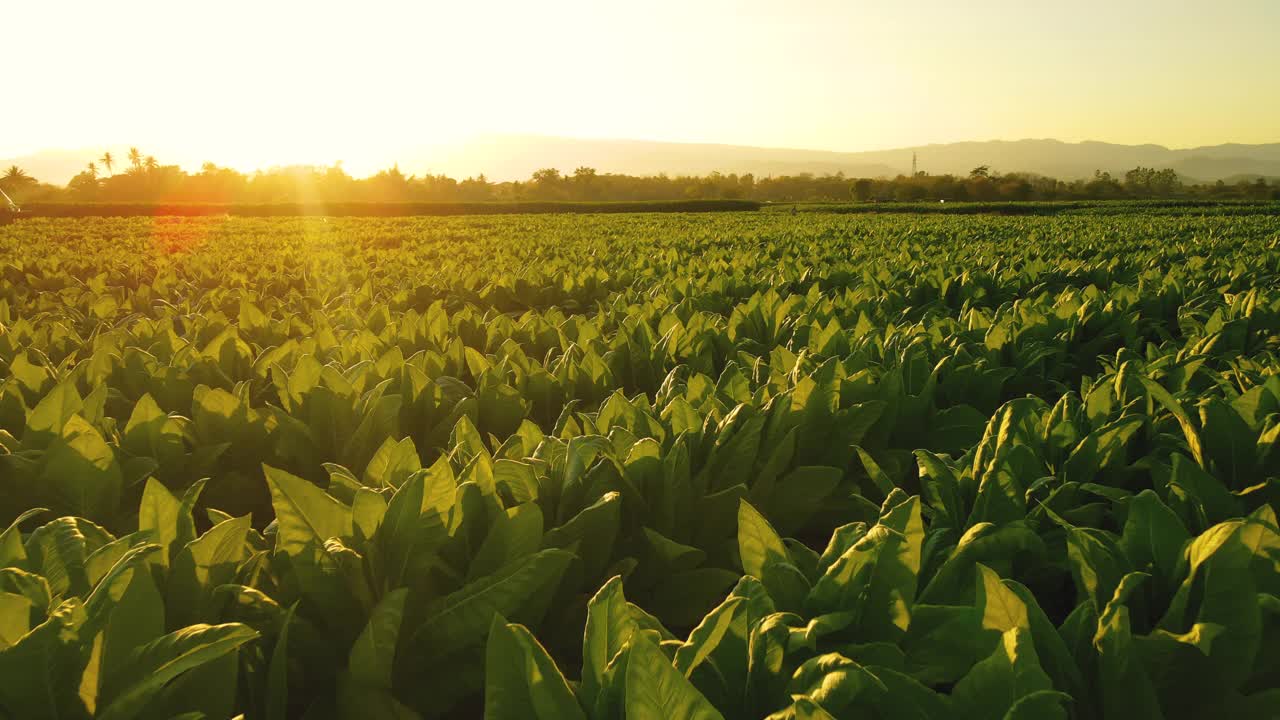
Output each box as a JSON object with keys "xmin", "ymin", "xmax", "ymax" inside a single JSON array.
[{"xmin": 6, "ymin": 0, "xmax": 1279, "ymax": 175}]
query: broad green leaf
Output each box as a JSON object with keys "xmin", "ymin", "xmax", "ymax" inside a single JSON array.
[
  {"xmin": 264, "ymin": 464, "xmax": 354, "ymax": 556},
  {"xmin": 738, "ymin": 499, "xmax": 788, "ymax": 580},
  {"xmin": 581, "ymin": 576, "xmax": 640, "ymax": 711},
  {"xmin": 411, "ymin": 548, "xmax": 574, "ymax": 659},
  {"xmin": 349, "ymin": 588, "xmax": 409, "ymax": 690},
  {"xmin": 951, "ymin": 628, "xmax": 1060, "ymax": 720},
  {"xmin": 265, "ymin": 605, "xmax": 295, "ymax": 720},
  {"xmin": 24, "ymin": 516, "xmax": 91, "ymax": 600},
  {"xmin": 0, "ymin": 599, "xmax": 90, "ymax": 719},
  {"xmin": 38, "ymin": 415, "xmax": 123, "ymax": 521},
  {"xmin": 138, "ymin": 479, "xmax": 180, "ymax": 567},
  {"xmin": 787, "ymin": 652, "xmax": 886, "ymax": 712},
  {"xmin": 469, "ymin": 503, "xmax": 545, "ymax": 581},
  {"xmin": 625, "ymin": 634, "xmax": 724, "ymax": 720},
  {"xmin": 97, "ymin": 623, "xmax": 259, "ymax": 720},
  {"xmin": 0, "ymin": 507, "xmax": 46, "ymax": 570},
  {"xmin": 484, "ymin": 616, "xmax": 586, "ymax": 720}
]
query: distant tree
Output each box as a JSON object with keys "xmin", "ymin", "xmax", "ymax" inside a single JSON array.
[
  {"xmin": 1, "ymin": 166, "xmax": 38, "ymax": 195},
  {"xmin": 99, "ymin": 152, "xmax": 114, "ymax": 176},
  {"xmin": 128, "ymin": 147, "xmax": 143, "ymax": 172},
  {"xmin": 969, "ymin": 165, "xmax": 991, "ymax": 179},
  {"xmin": 572, "ymin": 167, "xmax": 600, "ymax": 200},
  {"xmin": 1085, "ymin": 170, "xmax": 1122, "ymax": 198},
  {"xmin": 998, "ymin": 178, "xmax": 1033, "ymax": 201},
  {"xmin": 532, "ymin": 168, "xmax": 562, "ymax": 184},
  {"xmin": 144, "ymin": 156, "xmax": 159, "ymax": 173},
  {"xmin": 368, "ymin": 164, "xmax": 413, "ymax": 200},
  {"xmin": 1125, "ymin": 166, "xmax": 1181, "ymax": 197},
  {"xmin": 67, "ymin": 169, "xmax": 101, "ymax": 198},
  {"xmin": 458, "ymin": 174, "xmax": 494, "ymax": 201},
  {"xmin": 1151, "ymin": 169, "xmax": 1180, "ymax": 196},
  {"xmin": 852, "ymin": 178, "xmax": 874, "ymax": 201},
  {"xmin": 894, "ymin": 182, "xmax": 927, "ymax": 202},
  {"xmin": 530, "ymin": 168, "xmax": 565, "ymax": 199}
]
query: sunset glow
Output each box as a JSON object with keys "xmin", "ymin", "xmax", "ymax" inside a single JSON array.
[{"xmin": 7, "ymin": 0, "xmax": 1279, "ymax": 176}]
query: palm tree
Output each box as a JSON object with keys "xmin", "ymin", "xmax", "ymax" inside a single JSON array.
[
  {"xmin": 144, "ymin": 156, "xmax": 159, "ymax": 173},
  {"xmin": 2, "ymin": 166, "xmax": 35, "ymax": 187},
  {"xmin": 1, "ymin": 166, "xmax": 37, "ymax": 196},
  {"xmin": 87, "ymin": 162, "xmax": 98, "ymax": 179},
  {"xmin": 128, "ymin": 147, "xmax": 142, "ymax": 172},
  {"xmin": 99, "ymin": 152, "xmax": 114, "ymax": 176}
]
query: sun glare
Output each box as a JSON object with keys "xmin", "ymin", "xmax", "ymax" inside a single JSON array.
[{"xmin": 5, "ymin": 0, "xmax": 1279, "ymax": 177}]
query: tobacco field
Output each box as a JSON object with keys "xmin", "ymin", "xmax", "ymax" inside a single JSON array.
[{"xmin": 1, "ymin": 210, "xmax": 1278, "ymax": 719}]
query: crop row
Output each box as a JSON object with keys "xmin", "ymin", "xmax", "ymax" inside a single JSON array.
[{"xmin": 0, "ymin": 212, "xmax": 1277, "ymax": 718}]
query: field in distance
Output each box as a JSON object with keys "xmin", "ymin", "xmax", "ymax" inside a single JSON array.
[{"xmin": 0, "ymin": 210, "xmax": 1278, "ymax": 718}]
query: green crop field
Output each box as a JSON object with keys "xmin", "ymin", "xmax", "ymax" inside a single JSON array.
[{"xmin": 1, "ymin": 210, "xmax": 1278, "ymax": 719}]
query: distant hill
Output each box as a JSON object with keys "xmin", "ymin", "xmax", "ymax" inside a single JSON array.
[
  {"xmin": 419, "ymin": 136, "xmax": 1280, "ymax": 183},
  {"xmin": 6, "ymin": 137, "xmax": 1280, "ymax": 185}
]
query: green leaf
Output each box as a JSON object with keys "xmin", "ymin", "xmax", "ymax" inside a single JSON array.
[
  {"xmin": 97, "ymin": 561, "xmax": 165, "ymax": 681},
  {"xmin": 581, "ymin": 576, "xmax": 640, "ymax": 711},
  {"xmin": 807, "ymin": 502, "xmax": 921, "ymax": 642},
  {"xmin": 625, "ymin": 633, "xmax": 724, "ymax": 720},
  {"xmin": 1094, "ymin": 574, "xmax": 1165, "ymax": 720},
  {"xmin": 951, "ymin": 627, "xmax": 1060, "ymax": 720},
  {"xmin": 0, "ymin": 591, "xmax": 31, "ymax": 647},
  {"xmin": 1166, "ymin": 453, "xmax": 1241, "ymax": 530},
  {"xmin": 1139, "ymin": 376, "xmax": 1204, "ymax": 468},
  {"xmin": 96, "ymin": 623, "xmax": 259, "ymax": 720},
  {"xmin": 364, "ymin": 437, "xmax": 422, "ymax": 489},
  {"xmin": 166, "ymin": 515, "xmax": 252, "ymax": 627},
  {"xmin": 672, "ymin": 596, "xmax": 745, "ymax": 677},
  {"xmin": 854, "ymin": 446, "xmax": 898, "ymax": 500},
  {"xmin": 0, "ymin": 599, "xmax": 91, "ymax": 720},
  {"xmin": 0, "ymin": 507, "xmax": 46, "ymax": 570},
  {"xmin": 469, "ymin": 503, "xmax": 545, "ymax": 581},
  {"xmin": 764, "ymin": 697, "xmax": 838, "ymax": 720},
  {"xmin": 787, "ymin": 652, "xmax": 886, "ymax": 712},
  {"xmin": 265, "ymin": 605, "xmax": 295, "ymax": 720},
  {"xmin": 542, "ymin": 491, "xmax": 621, "ymax": 583},
  {"xmin": 738, "ymin": 499, "xmax": 809, "ymax": 611},
  {"xmin": 38, "ymin": 415, "xmax": 123, "ymax": 521},
  {"xmin": 374, "ymin": 458, "xmax": 455, "ymax": 589},
  {"xmin": 1120, "ymin": 490, "xmax": 1190, "ymax": 593},
  {"xmin": 353, "ymin": 487, "xmax": 388, "ymax": 542},
  {"xmin": 1056, "ymin": 518, "xmax": 1130, "ymax": 614},
  {"xmin": 976, "ymin": 564, "xmax": 1028, "ymax": 633},
  {"xmin": 484, "ymin": 616, "xmax": 586, "ymax": 720},
  {"xmin": 24, "ymin": 516, "xmax": 91, "ymax": 599},
  {"xmin": 411, "ymin": 548, "xmax": 574, "ymax": 659},
  {"xmin": 138, "ymin": 479, "xmax": 180, "ymax": 568},
  {"xmin": 263, "ymin": 464, "xmax": 354, "ymax": 556},
  {"xmin": 349, "ymin": 588, "xmax": 409, "ymax": 691},
  {"xmin": 1003, "ymin": 690, "xmax": 1073, "ymax": 719},
  {"xmin": 336, "ymin": 672, "xmax": 422, "ymax": 720},
  {"xmin": 1198, "ymin": 397, "xmax": 1255, "ymax": 488},
  {"xmin": 738, "ymin": 499, "xmax": 788, "ymax": 580},
  {"xmin": 23, "ymin": 382, "xmax": 82, "ymax": 449}
]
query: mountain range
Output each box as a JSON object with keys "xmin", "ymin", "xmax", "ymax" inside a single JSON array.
[{"xmin": 6, "ymin": 137, "xmax": 1280, "ymax": 185}]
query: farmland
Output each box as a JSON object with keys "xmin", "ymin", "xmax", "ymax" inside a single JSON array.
[{"xmin": 1, "ymin": 210, "xmax": 1279, "ymax": 718}]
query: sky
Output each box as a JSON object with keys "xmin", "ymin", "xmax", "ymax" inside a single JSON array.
[{"xmin": 5, "ymin": 0, "xmax": 1279, "ymax": 175}]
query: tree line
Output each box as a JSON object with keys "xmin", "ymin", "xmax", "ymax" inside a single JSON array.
[{"xmin": 2, "ymin": 149, "xmax": 1277, "ymax": 206}]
